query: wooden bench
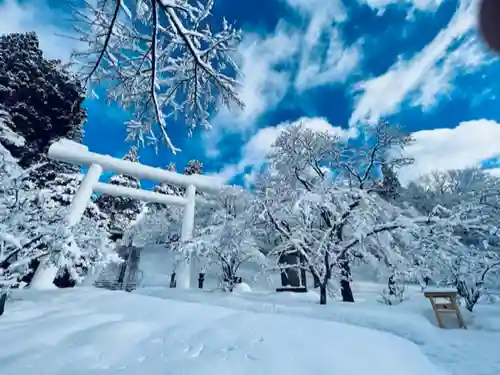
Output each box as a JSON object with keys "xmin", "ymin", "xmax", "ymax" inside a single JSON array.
[{"xmin": 424, "ymin": 289, "xmax": 466, "ymax": 329}]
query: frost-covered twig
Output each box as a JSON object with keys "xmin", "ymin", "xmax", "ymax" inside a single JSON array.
[{"xmin": 72, "ymin": 0, "xmax": 243, "ymax": 153}]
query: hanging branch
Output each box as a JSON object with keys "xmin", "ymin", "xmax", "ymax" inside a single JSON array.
[{"xmin": 71, "ymin": 0, "xmax": 243, "ymax": 153}]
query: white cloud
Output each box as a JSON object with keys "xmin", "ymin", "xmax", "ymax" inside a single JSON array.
[
  {"xmin": 349, "ymin": 0, "xmax": 483, "ymax": 126},
  {"xmin": 399, "ymin": 119, "xmax": 500, "ymax": 184},
  {"xmin": 214, "ymin": 117, "xmax": 357, "ymax": 184},
  {"xmin": 410, "ymin": 36, "xmax": 489, "ymax": 109},
  {"xmin": 210, "ymin": 27, "xmax": 300, "ymax": 131},
  {"xmin": 0, "ymin": 0, "xmax": 76, "ymax": 61},
  {"xmin": 281, "ymin": 0, "xmax": 363, "ymax": 92},
  {"xmin": 205, "ymin": 0, "xmax": 362, "ymax": 157},
  {"xmin": 359, "ymin": 0, "xmax": 443, "ymax": 15},
  {"xmin": 283, "ymin": 0, "xmax": 347, "ymax": 21},
  {"xmin": 203, "ymin": 26, "xmax": 300, "ymax": 158},
  {"xmin": 486, "ymin": 168, "xmax": 500, "ymax": 178},
  {"xmin": 295, "ymin": 27, "xmax": 362, "ymax": 92},
  {"xmin": 282, "ymin": 0, "xmax": 361, "ymax": 92}
]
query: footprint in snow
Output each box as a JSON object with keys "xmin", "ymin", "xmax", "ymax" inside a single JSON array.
[
  {"xmin": 188, "ymin": 344, "xmax": 204, "ymax": 358},
  {"xmin": 251, "ymin": 337, "xmax": 264, "ymax": 345},
  {"xmin": 221, "ymin": 345, "xmax": 238, "ymax": 354}
]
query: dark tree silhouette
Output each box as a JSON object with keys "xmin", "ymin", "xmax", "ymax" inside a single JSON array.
[{"xmin": 0, "ymin": 32, "xmax": 86, "ymax": 171}]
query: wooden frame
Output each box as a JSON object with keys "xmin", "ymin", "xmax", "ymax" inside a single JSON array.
[{"xmin": 424, "ymin": 289, "xmax": 466, "ymax": 329}]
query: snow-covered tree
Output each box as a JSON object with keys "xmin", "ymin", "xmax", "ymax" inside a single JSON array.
[
  {"xmin": 183, "ymin": 187, "xmax": 266, "ymax": 291},
  {"xmin": 262, "ymin": 182, "xmax": 415, "ymax": 304},
  {"xmin": 96, "ymin": 147, "xmax": 144, "ymax": 238},
  {"xmin": 137, "ymin": 159, "xmax": 207, "ymax": 245},
  {"xmin": 338, "ymin": 120, "xmax": 414, "ymax": 192},
  {"xmin": 255, "ymin": 121, "xmax": 415, "ymax": 303},
  {"xmin": 72, "ymin": 0, "xmax": 243, "ymax": 153},
  {"xmin": 0, "ymin": 151, "xmax": 113, "ymax": 289},
  {"xmin": 183, "ymin": 160, "xmax": 203, "ymax": 176},
  {"xmin": 148, "ymin": 162, "xmax": 182, "ymax": 213},
  {"xmin": 403, "ymin": 168, "xmax": 500, "ymax": 310},
  {"xmin": 148, "ymin": 159, "xmax": 204, "ymax": 213},
  {"xmin": 377, "ymin": 162, "xmax": 403, "ymax": 202}
]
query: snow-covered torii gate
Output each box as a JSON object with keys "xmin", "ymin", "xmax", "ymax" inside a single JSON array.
[{"xmin": 47, "ymin": 139, "xmax": 225, "ymax": 289}]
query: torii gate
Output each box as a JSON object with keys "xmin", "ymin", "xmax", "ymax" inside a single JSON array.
[{"xmin": 47, "ymin": 138, "xmax": 224, "ymax": 289}]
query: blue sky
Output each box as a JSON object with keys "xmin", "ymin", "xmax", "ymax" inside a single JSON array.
[{"xmin": 2, "ymin": 0, "xmax": 500, "ymax": 187}]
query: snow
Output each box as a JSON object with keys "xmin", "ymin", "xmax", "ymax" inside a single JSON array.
[
  {"xmin": 29, "ymin": 264, "xmax": 59, "ymax": 290},
  {"xmin": 48, "ymin": 138, "xmax": 225, "ymax": 193},
  {"xmin": 0, "ymin": 125, "xmax": 25, "ymax": 147},
  {"xmin": 0, "ymin": 280, "xmax": 498, "ymax": 375},
  {"xmin": 134, "ymin": 281, "xmax": 500, "ymax": 375},
  {"xmin": 0, "ymin": 287, "xmax": 446, "ymax": 375},
  {"xmin": 0, "ymin": 116, "xmax": 25, "ymax": 147},
  {"xmin": 2, "ymin": 244, "xmax": 499, "ymax": 375},
  {"xmin": 234, "ymin": 282, "xmax": 252, "ymax": 293},
  {"xmin": 55, "ymin": 138, "xmax": 89, "ymax": 152},
  {"xmin": 0, "ymin": 232, "xmax": 21, "ymax": 249}
]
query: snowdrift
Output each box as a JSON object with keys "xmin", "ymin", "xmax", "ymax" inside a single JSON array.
[{"xmin": 0, "ymin": 288, "xmax": 445, "ymax": 375}]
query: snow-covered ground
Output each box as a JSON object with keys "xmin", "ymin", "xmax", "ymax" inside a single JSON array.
[
  {"xmin": 0, "ymin": 281, "xmax": 498, "ymax": 375},
  {"xmin": 136, "ymin": 282, "xmax": 500, "ymax": 375}
]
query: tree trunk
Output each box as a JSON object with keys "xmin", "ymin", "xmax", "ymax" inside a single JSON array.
[
  {"xmin": 319, "ymin": 284, "xmax": 327, "ymax": 305},
  {"xmin": 169, "ymin": 272, "xmax": 177, "ymax": 288},
  {"xmin": 340, "ymin": 280, "xmax": 354, "ymax": 302},
  {"xmin": 339, "ymin": 259, "xmax": 354, "ymax": 302},
  {"xmin": 198, "ymin": 273, "xmax": 205, "ymax": 289},
  {"xmin": 388, "ymin": 274, "xmax": 396, "ymax": 295},
  {"xmin": 0, "ymin": 292, "xmax": 6, "ymax": 316},
  {"xmin": 312, "ymin": 272, "xmax": 321, "ymax": 288},
  {"xmin": 21, "ymin": 258, "xmax": 40, "ymax": 286},
  {"xmin": 117, "ymin": 262, "xmax": 127, "ymax": 288}
]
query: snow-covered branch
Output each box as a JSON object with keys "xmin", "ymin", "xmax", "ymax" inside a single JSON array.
[{"xmin": 72, "ymin": 0, "xmax": 243, "ymax": 153}]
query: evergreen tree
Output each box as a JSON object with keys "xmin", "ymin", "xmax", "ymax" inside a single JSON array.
[
  {"xmin": 378, "ymin": 163, "xmax": 402, "ymax": 201},
  {"xmin": 0, "ymin": 32, "xmax": 86, "ymax": 168},
  {"xmin": 44, "ymin": 171, "xmax": 109, "ymax": 229},
  {"xmin": 150, "ymin": 159, "xmax": 205, "ymax": 212},
  {"xmin": 183, "ymin": 159, "xmax": 203, "ymax": 175},
  {"xmin": 0, "ymin": 104, "xmax": 25, "ymax": 157},
  {"xmin": 0, "ymin": 32, "xmax": 111, "ymax": 289},
  {"xmin": 183, "ymin": 159, "xmax": 205, "ymax": 198},
  {"xmin": 149, "ymin": 162, "xmax": 182, "ymax": 212},
  {"xmin": 96, "ymin": 147, "xmax": 143, "ymax": 238}
]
